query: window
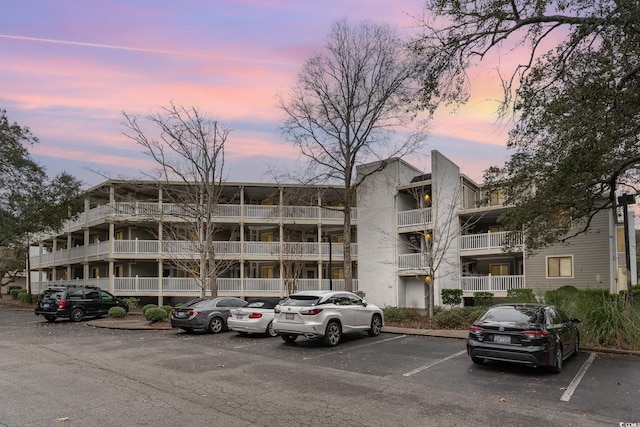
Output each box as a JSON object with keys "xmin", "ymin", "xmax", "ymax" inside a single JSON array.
[
  {"xmin": 490, "ymin": 264, "xmax": 509, "ymax": 276},
  {"xmin": 489, "ymin": 190, "xmax": 505, "ymax": 206},
  {"xmin": 115, "ymin": 230, "xmax": 124, "ymax": 240},
  {"xmin": 617, "ymin": 226, "xmax": 625, "ymax": 253},
  {"xmin": 547, "ymin": 256, "xmax": 573, "ymax": 278},
  {"xmin": 261, "ymin": 266, "xmax": 274, "ymax": 278}
]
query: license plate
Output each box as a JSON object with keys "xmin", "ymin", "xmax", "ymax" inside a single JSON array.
[
  {"xmin": 176, "ymin": 312, "xmax": 186, "ymax": 318},
  {"xmin": 42, "ymin": 303, "xmax": 49, "ymax": 308},
  {"xmin": 285, "ymin": 313, "xmax": 294, "ymax": 320},
  {"xmin": 494, "ymin": 334, "xmax": 511, "ymax": 344},
  {"xmin": 235, "ymin": 314, "xmax": 244, "ymax": 319}
]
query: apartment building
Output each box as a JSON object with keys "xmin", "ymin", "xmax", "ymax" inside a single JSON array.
[{"xmin": 29, "ymin": 150, "xmax": 635, "ymax": 308}]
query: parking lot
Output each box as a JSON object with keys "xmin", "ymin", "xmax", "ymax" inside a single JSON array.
[{"xmin": 1, "ymin": 307, "xmax": 639, "ymax": 426}]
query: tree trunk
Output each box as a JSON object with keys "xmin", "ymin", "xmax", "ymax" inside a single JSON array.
[{"xmin": 343, "ymin": 205, "xmax": 352, "ymax": 292}]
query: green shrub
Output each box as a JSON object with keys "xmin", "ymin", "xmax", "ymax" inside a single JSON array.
[
  {"xmin": 544, "ymin": 286, "xmax": 578, "ymax": 307},
  {"xmin": 473, "ymin": 292, "xmax": 494, "ymax": 306},
  {"xmin": 123, "ymin": 297, "xmax": 140, "ymax": 310},
  {"xmin": 17, "ymin": 289, "xmax": 31, "ymax": 303},
  {"xmin": 145, "ymin": 307, "xmax": 168, "ymax": 322},
  {"xmin": 433, "ymin": 306, "xmax": 485, "ymax": 329},
  {"xmin": 506, "ymin": 288, "xmax": 538, "ymax": 303},
  {"xmin": 161, "ymin": 305, "xmax": 173, "ymax": 315},
  {"xmin": 10, "ymin": 288, "xmax": 22, "ymax": 300},
  {"xmin": 108, "ymin": 306, "xmax": 127, "ymax": 318},
  {"xmin": 544, "ymin": 288, "xmax": 640, "ymax": 351},
  {"xmin": 441, "ymin": 289, "xmax": 463, "ymax": 307},
  {"xmin": 6, "ymin": 285, "xmax": 22, "ymax": 295},
  {"xmin": 382, "ymin": 307, "xmax": 421, "ymax": 323},
  {"xmin": 433, "ymin": 308, "xmax": 466, "ymax": 328},
  {"xmin": 142, "ymin": 303, "xmax": 158, "ymax": 314}
]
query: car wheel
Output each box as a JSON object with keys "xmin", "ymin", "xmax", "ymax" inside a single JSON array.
[
  {"xmin": 322, "ymin": 320, "xmax": 341, "ymax": 347},
  {"xmin": 70, "ymin": 308, "xmax": 85, "ymax": 322},
  {"xmin": 44, "ymin": 315, "xmax": 56, "ymax": 322},
  {"xmin": 281, "ymin": 334, "xmax": 297, "ymax": 343},
  {"xmin": 572, "ymin": 333, "xmax": 580, "ymax": 357},
  {"xmin": 471, "ymin": 356, "xmax": 484, "ymax": 365},
  {"xmin": 207, "ymin": 317, "xmax": 224, "ymax": 334},
  {"xmin": 549, "ymin": 346, "xmax": 563, "ymax": 374},
  {"xmin": 368, "ymin": 314, "xmax": 382, "ymax": 337},
  {"xmin": 266, "ymin": 321, "xmax": 278, "ymax": 337}
]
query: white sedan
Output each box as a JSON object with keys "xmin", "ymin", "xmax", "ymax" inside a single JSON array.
[
  {"xmin": 272, "ymin": 291, "xmax": 384, "ymax": 347},
  {"xmin": 227, "ymin": 299, "xmax": 279, "ymax": 337}
]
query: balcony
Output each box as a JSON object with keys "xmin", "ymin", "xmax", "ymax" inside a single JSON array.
[
  {"xmin": 461, "ymin": 275, "xmax": 524, "ymax": 293},
  {"xmin": 398, "ymin": 253, "xmax": 429, "ymax": 274},
  {"xmin": 52, "ymin": 202, "xmax": 358, "ymax": 236},
  {"xmin": 397, "ymin": 208, "xmax": 432, "ymax": 231},
  {"xmin": 30, "ymin": 240, "xmax": 357, "ymax": 268},
  {"xmin": 459, "ymin": 231, "xmax": 523, "ymax": 253},
  {"xmin": 31, "ymin": 277, "xmax": 358, "ymax": 297}
]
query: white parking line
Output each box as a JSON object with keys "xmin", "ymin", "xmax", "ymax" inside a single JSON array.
[
  {"xmin": 560, "ymin": 352, "xmax": 596, "ymax": 402},
  {"xmin": 403, "ymin": 350, "xmax": 467, "ymax": 376},
  {"xmin": 302, "ymin": 335, "xmax": 407, "ymax": 360}
]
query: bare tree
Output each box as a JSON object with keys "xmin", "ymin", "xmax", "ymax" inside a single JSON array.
[
  {"xmin": 123, "ymin": 103, "xmax": 235, "ymax": 297},
  {"xmin": 279, "ymin": 18, "xmax": 429, "ymax": 292}
]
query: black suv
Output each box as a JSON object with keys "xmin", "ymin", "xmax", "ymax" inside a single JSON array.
[{"xmin": 35, "ymin": 286, "xmax": 129, "ymax": 322}]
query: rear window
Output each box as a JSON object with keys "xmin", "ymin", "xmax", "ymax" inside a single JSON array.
[
  {"xmin": 477, "ymin": 306, "xmax": 545, "ymax": 325},
  {"xmin": 183, "ymin": 298, "xmax": 210, "ymax": 308},
  {"xmin": 247, "ymin": 300, "xmax": 277, "ymax": 309},
  {"xmin": 280, "ymin": 295, "xmax": 321, "ymax": 306}
]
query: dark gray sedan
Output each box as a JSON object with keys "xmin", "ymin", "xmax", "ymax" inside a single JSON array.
[
  {"xmin": 170, "ymin": 297, "xmax": 247, "ymax": 333},
  {"xmin": 466, "ymin": 303, "xmax": 580, "ymax": 373}
]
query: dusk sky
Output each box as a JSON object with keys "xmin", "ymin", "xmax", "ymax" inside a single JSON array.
[{"xmin": 1, "ymin": 0, "xmax": 512, "ymax": 189}]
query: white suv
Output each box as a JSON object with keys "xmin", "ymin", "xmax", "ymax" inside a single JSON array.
[{"xmin": 272, "ymin": 291, "xmax": 384, "ymax": 346}]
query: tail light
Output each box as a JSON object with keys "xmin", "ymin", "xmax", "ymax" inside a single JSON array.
[
  {"xmin": 171, "ymin": 309, "xmax": 176, "ymax": 315},
  {"xmin": 300, "ymin": 308, "xmax": 323, "ymax": 315},
  {"xmin": 249, "ymin": 313, "xmax": 263, "ymax": 319},
  {"xmin": 58, "ymin": 300, "xmax": 67, "ymax": 309},
  {"xmin": 274, "ymin": 307, "xmax": 281, "ymax": 314},
  {"xmin": 187, "ymin": 310, "xmax": 202, "ymax": 316},
  {"xmin": 522, "ymin": 330, "xmax": 549, "ymax": 339},
  {"xmin": 469, "ymin": 326, "xmax": 483, "ymax": 333},
  {"xmin": 228, "ymin": 312, "xmax": 233, "ymax": 317}
]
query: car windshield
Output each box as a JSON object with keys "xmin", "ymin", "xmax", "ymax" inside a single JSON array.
[
  {"xmin": 478, "ymin": 306, "xmax": 545, "ymax": 326},
  {"xmin": 281, "ymin": 295, "xmax": 322, "ymax": 306}
]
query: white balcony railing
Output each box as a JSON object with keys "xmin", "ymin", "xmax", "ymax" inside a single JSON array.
[
  {"xmin": 50, "ymin": 202, "xmax": 357, "ymax": 237},
  {"xmin": 397, "ymin": 208, "xmax": 432, "ymax": 228},
  {"xmin": 459, "ymin": 231, "xmax": 523, "ymax": 252},
  {"xmin": 32, "ymin": 278, "xmax": 358, "ymax": 295},
  {"xmin": 398, "ymin": 253, "xmax": 429, "ymax": 271},
  {"xmin": 461, "ymin": 275, "xmax": 524, "ymax": 292},
  {"xmin": 29, "ymin": 240, "xmax": 356, "ymax": 267}
]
